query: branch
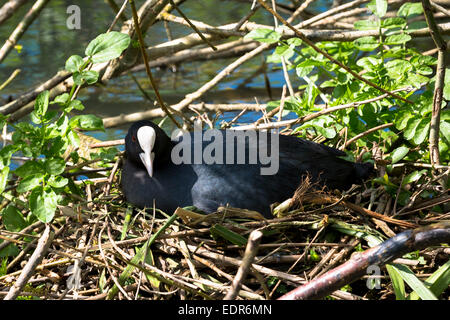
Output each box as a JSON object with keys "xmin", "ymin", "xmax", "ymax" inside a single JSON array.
[
  {"xmin": 422, "ymin": 0, "xmax": 447, "ymax": 171},
  {"xmin": 3, "ymin": 224, "xmax": 54, "ymax": 300},
  {"xmin": 278, "ymin": 222, "xmax": 450, "ymax": 300},
  {"xmin": 256, "ymin": 0, "xmax": 412, "ymax": 104},
  {"xmin": 0, "ymin": 0, "xmax": 28, "ymax": 25},
  {"xmin": 0, "ymin": 0, "xmax": 50, "ymax": 63}
]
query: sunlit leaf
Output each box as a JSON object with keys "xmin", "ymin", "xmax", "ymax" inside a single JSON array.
[{"xmin": 85, "ymin": 31, "xmax": 131, "ymax": 64}]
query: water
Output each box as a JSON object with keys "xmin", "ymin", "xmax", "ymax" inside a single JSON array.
[{"xmin": 0, "ymin": 0, "xmax": 307, "ymax": 142}]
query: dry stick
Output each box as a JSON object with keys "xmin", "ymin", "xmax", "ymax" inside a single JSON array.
[
  {"xmin": 430, "ymin": 0, "xmax": 450, "ymax": 17},
  {"xmin": 271, "ymin": 0, "xmax": 295, "ymax": 98},
  {"xmin": 129, "ymin": 0, "xmax": 182, "ymax": 129},
  {"xmin": 0, "ymin": 220, "xmax": 43, "ymax": 252},
  {"xmin": 289, "ymin": 0, "xmax": 369, "ymax": 26},
  {"xmin": 0, "ymin": 69, "xmax": 20, "ymax": 91},
  {"xmin": 310, "ymin": 7, "xmax": 368, "ymax": 28},
  {"xmin": 187, "ymin": 243, "xmax": 306, "ymax": 284},
  {"xmin": 98, "ymin": 224, "xmax": 132, "ymax": 300},
  {"xmin": 168, "ymin": 0, "xmax": 217, "ymax": 51},
  {"xmin": 423, "ymin": 0, "xmax": 447, "ymax": 172},
  {"xmin": 0, "ymin": 0, "xmax": 28, "ymax": 25},
  {"xmin": 233, "ymin": 86, "xmax": 415, "ymax": 131},
  {"xmin": 256, "ymin": 0, "xmax": 412, "ymax": 105},
  {"xmin": 5, "ymin": 24, "xmax": 449, "ymax": 119},
  {"xmin": 0, "ymin": 70, "xmax": 71, "ymax": 115},
  {"xmin": 342, "ymin": 123, "xmax": 394, "ymax": 150},
  {"xmin": 107, "ymin": 0, "xmax": 129, "ymax": 32},
  {"xmin": 4, "ymin": 224, "xmax": 54, "ymax": 300},
  {"xmin": 103, "ymin": 42, "xmax": 271, "ymax": 128},
  {"xmin": 0, "ymin": 0, "xmax": 50, "ymax": 63},
  {"xmin": 268, "ymin": 226, "xmax": 326, "ymax": 298},
  {"xmin": 287, "ymin": 0, "xmax": 317, "ymax": 23},
  {"xmin": 278, "ymin": 222, "xmax": 450, "ymax": 300},
  {"xmin": 314, "ymin": 237, "xmax": 361, "ymax": 278},
  {"xmin": 307, "ymin": 235, "xmax": 351, "ymax": 279},
  {"xmin": 224, "ymin": 230, "xmax": 263, "ymax": 300}
]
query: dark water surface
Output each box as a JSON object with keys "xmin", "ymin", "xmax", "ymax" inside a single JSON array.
[{"xmin": 1, "ymin": 0, "xmax": 321, "ymax": 141}]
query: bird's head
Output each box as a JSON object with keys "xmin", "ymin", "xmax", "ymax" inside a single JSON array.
[{"xmin": 125, "ymin": 120, "xmax": 172, "ymax": 177}]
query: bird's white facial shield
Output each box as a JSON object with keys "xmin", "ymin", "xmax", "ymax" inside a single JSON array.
[{"xmin": 137, "ymin": 126, "xmax": 156, "ymax": 177}]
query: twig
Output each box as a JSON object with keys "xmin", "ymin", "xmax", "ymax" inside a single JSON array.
[
  {"xmin": 168, "ymin": 0, "xmax": 217, "ymax": 51},
  {"xmin": 278, "ymin": 222, "xmax": 450, "ymax": 300},
  {"xmin": 4, "ymin": 224, "xmax": 54, "ymax": 300},
  {"xmin": 256, "ymin": 0, "xmax": 412, "ymax": 104},
  {"xmin": 342, "ymin": 123, "xmax": 394, "ymax": 150},
  {"xmin": 0, "ymin": 0, "xmax": 28, "ymax": 25},
  {"xmin": 129, "ymin": 0, "xmax": 182, "ymax": 129},
  {"xmin": 422, "ymin": 0, "xmax": 447, "ymax": 174},
  {"xmin": 0, "ymin": 69, "xmax": 20, "ymax": 91},
  {"xmin": 430, "ymin": 1, "xmax": 450, "ymax": 17},
  {"xmin": 224, "ymin": 230, "xmax": 262, "ymax": 300},
  {"xmin": 0, "ymin": 0, "xmax": 50, "ymax": 63}
]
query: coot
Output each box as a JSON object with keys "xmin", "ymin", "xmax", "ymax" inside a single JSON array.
[{"xmin": 121, "ymin": 120, "xmax": 373, "ymax": 217}]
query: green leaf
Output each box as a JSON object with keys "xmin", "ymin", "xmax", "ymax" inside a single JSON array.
[
  {"xmin": 444, "ymin": 69, "xmax": 450, "ymax": 100},
  {"xmin": 353, "ymin": 36, "xmax": 379, "ymax": 51},
  {"xmin": 65, "ymin": 55, "xmax": 84, "ymax": 73},
  {"xmin": 390, "ymin": 146, "xmax": 409, "ymax": 164},
  {"xmin": 0, "ymin": 167, "xmax": 9, "ymax": 194},
  {"xmin": 1, "ymin": 205, "xmax": 28, "ymax": 232},
  {"xmin": 244, "ymin": 28, "xmax": 281, "ymax": 44},
  {"xmin": 68, "ymin": 130, "xmax": 80, "ymax": 148},
  {"xmin": 73, "ymin": 70, "xmax": 99, "ymax": 86},
  {"xmin": 70, "ymin": 114, "xmax": 104, "ymax": 131},
  {"xmin": 440, "ymin": 121, "xmax": 450, "ymax": 138},
  {"xmin": 296, "ymin": 64, "xmax": 314, "ymax": 77},
  {"xmin": 386, "ymin": 264, "xmax": 406, "ymax": 300},
  {"xmin": 415, "ymin": 65, "xmax": 433, "ymax": 76},
  {"xmin": 48, "ymin": 175, "xmax": 68, "ymax": 189},
  {"xmin": 397, "ymin": 2, "xmax": 423, "ymax": 18},
  {"xmin": 388, "ymin": 264, "xmax": 437, "ymax": 300},
  {"xmin": 409, "ymin": 259, "xmax": 450, "ymax": 300},
  {"xmin": 210, "ymin": 224, "xmax": 247, "ymax": 246},
  {"xmin": 402, "ymin": 170, "xmax": 427, "ymax": 186},
  {"xmin": 385, "ymin": 34, "xmax": 412, "ymax": 45},
  {"xmin": 385, "ymin": 59, "xmax": 412, "ymax": 77},
  {"xmin": 368, "ymin": 0, "xmax": 387, "ymax": 17},
  {"xmin": 17, "ymin": 173, "xmax": 44, "ymax": 193},
  {"xmin": 286, "ymin": 37, "xmax": 302, "ymax": 46},
  {"xmin": 354, "ymin": 19, "xmax": 379, "ymax": 30},
  {"xmin": 44, "ymin": 157, "xmax": 66, "ymax": 175},
  {"xmin": 15, "ymin": 161, "xmax": 44, "ymax": 178},
  {"xmin": 29, "ymin": 186, "xmax": 58, "ymax": 223},
  {"xmin": 82, "ymin": 70, "xmax": 99, "ymax": 85},
  {"xmin": 68, "ymin": 99, "xmax": 85, "ymax": 111},
  {"xmin": 53, "ymin": 93, "xmax": 70, "ymax": 105},
  {"xmin": 381, "ymin": 17, "xmax": 406, "ymax": 29},
  {"xmin": 403, "ymin": 117, "xmax": 422, "ymax": 141},
  {"xmin": 0, "ymin": 114, "xmax": 8, "ymax": 129},
  {"xmin": 34, "ymin": 90, "xmax": 50, "ymax": 116},
  {"xmin": 85, "ymin": 31, "xmax": 131, "ymax": 64},
  {"xmin": 413, "ymin": 119, "xmax": 430, "ymax": 145},
  {"xmin": 356, "ymin": 56, "xmax": 381, "ymax": 71}
]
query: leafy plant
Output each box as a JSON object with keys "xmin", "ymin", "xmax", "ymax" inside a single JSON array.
[
  {"xmin": 245, "ymin": 0, "xmax": 450, "ymax": 204},
  {"xmin": 0, "ymin": 32, "xmax": 130, "ymax": 233}
]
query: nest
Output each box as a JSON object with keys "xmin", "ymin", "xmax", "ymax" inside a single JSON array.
[{"xmin": 1, "ymin": 166, "xmax": 448, "ymax": 300}]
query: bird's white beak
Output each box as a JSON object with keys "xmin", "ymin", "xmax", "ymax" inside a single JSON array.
[{"xmin": 137, "ymin": 126, "xmax": 156, "ymax": 178}]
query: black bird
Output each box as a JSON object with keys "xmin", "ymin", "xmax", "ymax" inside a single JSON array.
[{"xmin": 121, "ymin": 120, "xmax": 373, "ymax": 217}]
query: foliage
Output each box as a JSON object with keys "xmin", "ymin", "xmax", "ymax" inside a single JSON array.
[
  {"xmin": 246, "ymin": 0, "xmax": 450, "ymax": 207},
  {"xmin": 0, "ymin": 32, "xmax": 130, "ymax": 234}
]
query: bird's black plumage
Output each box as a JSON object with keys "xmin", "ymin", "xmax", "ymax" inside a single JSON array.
[{"xmin": 121, "ymin": 120, "xmax": 373, "ymax": 217}]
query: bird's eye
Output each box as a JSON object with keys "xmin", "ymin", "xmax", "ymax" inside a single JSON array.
[{"xmin": 132, "ymin": 135, "xmax": 136, "ymax": 142}]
